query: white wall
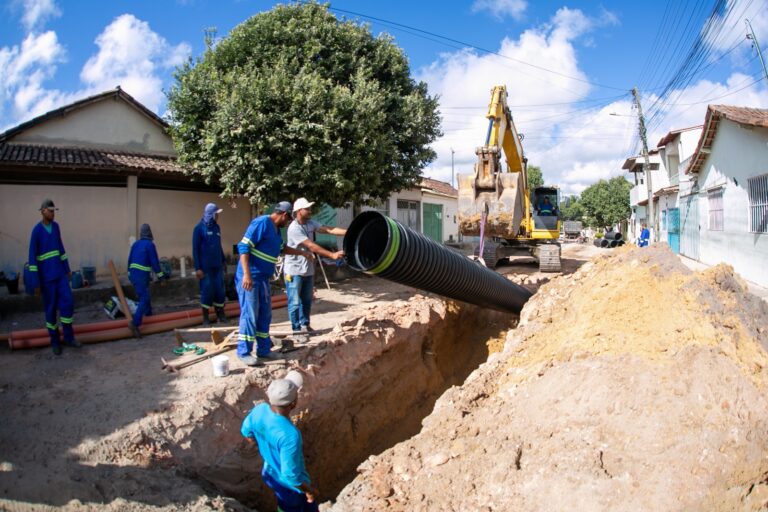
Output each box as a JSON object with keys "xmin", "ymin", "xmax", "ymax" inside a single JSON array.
[
  {"xmin": 11, "ymin": 99, "xmax": 175, "ymax": 155},
  {"xmin": 421, "ymin": 192, "xmax": 459, "ymax": 242},
  {"xmin": 0, "ymin": 184, "xmax": 252, "ymax": 280},
  {"xmin": 695, "ymin": 120, "xmax": 768, "ymax": 287}
]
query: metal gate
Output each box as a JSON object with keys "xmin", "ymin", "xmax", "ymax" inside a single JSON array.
[
  {"xmin": 679, "ymin": 195, "xmax": 699, "ymax": 260},
  {"xmin": 422, "ymin": 203, "xmax": 443, "ymax": 242},
  {"xmin": 667, "ymin": 207, "xmax": 680, "ymax": 254}
]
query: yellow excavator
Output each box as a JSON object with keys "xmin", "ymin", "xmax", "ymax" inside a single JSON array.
[{"xmin": 457, "ymin": 85, "xmax": 562, "ymax": 272}]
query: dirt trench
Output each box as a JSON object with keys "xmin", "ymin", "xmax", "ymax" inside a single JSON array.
[{"xmin": 163, "ymin": 297, "xmax": 515, "ymax": 509}]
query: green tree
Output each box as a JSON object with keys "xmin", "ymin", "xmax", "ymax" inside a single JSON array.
[
  {"xmin": 560, "ymin": 195, "xmax": 585, "ymax": 221},
  {"xmin": 166, "ymin": 3, "xmax": 441, "ymax": 207},
  {"xmin": 527, "ymin": 165, "xmax": 544, "ymax": 189},
  {"xmin": 579, "ymin": 176, "xmax": 632, "ymax": 228}
]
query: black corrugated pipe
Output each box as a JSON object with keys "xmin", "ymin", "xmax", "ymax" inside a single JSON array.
[
  {"xmin": 604, "ymin": 232, "xmax": 623, "ymax": 241},
  {"xmin": 343, "ymin": 211, "xmax": 532, "ymax": 313},
  {"xmin": 593, "ymin": 239, "xmax": 609, "ymax": 248},
  {"xmin": 609, "ymin": 240, "xmax": 619, "ymax": 248}
]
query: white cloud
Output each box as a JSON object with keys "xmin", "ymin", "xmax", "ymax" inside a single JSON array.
[
  {"xmin": 80, "ymin": 14, "xmax": 191, "ymax": 112},
  {"xmin": 19, "ymin": 0, "xmax": 61, "ymax": 31},
  {"xmin": 419, "ymin": 6, "xmax": 768, "ymax": 197},
  {"xmin": 1, "ymin": 13, "xmax": 191, "ymax": 130},
  {"xmin": 472, "ymin": 0, "xmax": 527, "ymax": 21}
]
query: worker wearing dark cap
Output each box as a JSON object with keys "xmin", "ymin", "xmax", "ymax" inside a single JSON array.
[
  {"xmin": 235, "ymin": 202, "xmax": 313, "ymax": 366},
  {"xmin": 27, "ymin": 199, "xmax": 81, "ymax": 355},
  {"xmin": 241, "ymin": 371, "xmax": 319, "ymax": 511},
  {"xmin": 193, "ymin": 202, "xmax": 227, "ymax": 325}
]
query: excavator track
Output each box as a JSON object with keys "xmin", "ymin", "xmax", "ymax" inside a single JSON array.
[{"xmin": 534, "ymin": 244, "xmax": 562, "ymax": 273}]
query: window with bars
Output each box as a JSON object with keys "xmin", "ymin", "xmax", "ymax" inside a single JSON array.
[
  {"xmin": 708, "ymin": 188, "xmax": 724, "ymax": 231},
  {"xmin": 748, "ymin": 173, "xmax": 768, "ymax": 233}
]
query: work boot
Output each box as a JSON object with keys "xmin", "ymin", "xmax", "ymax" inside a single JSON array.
[
  {"xmin": 129, "ymin": 322, "xmax": 141, "ymax": 339},
  {"xmin": 215, "ymin": 307, "xmax": 228, "ymax": 325},
  {"xmin": 238, "ymin": 354, "xmax": 261, "ymax": 367},
  {"xmin": 64, "ymin": 338, "xmax": 82, "ymax": 348},
  {"xmin": 51, "ymin": 344, "xmax": 62, "ymax": 356},
  {"xmin": 256, "ymin": 351, "xmax": 284, "ymax": 363},
  {"xmin": 202, "ymin": 308, "xmax": 211, "ymax": 326}
]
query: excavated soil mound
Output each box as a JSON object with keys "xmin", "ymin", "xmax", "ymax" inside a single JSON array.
[{"xmin": 332, "ymin": 245, "xmax": 768, "ymax": 511}]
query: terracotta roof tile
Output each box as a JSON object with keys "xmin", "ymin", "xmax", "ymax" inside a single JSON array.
[
  {"xmin": 419, "ymin": 177, "xmax": 458, "ymax": 197},
  {"xmin": 0, "ymin": 143, "xmax": 183, "ymax": 174}
]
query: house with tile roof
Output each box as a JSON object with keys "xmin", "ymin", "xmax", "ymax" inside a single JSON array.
[
  {"xmin": 0, "ymin": 88, "xmax": 252, "ymax": 278},
  {"xmin": 679, "ymin": 104, "xmax": 768, "ymax": 287}
]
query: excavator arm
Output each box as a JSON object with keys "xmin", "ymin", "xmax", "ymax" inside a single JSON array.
[{"xmin": 458, "ymin": 85, "xmax": 532, "ymax": 238}]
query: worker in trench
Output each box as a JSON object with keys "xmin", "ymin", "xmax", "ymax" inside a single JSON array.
[
  {"xmin": 284, "ymin": 198, "xmax": 345, "ymax": 339},
  {"xmin": 26, "ymin": 198, "xmax": 81, "ymax": 355},
  {"xmin": 127, "ymin": 223, "xmax": 166, "ymax": 338},
  {"xmin": 235, "ymin": 202, "xmax": 313, "ymax": 366},
  {"xmin": 193, "ymin": 202, "xmax": 228, "ymax": 326},
  {"xmin": 241, "ymin": 370, "xmax": 319, "ymax": 512}
]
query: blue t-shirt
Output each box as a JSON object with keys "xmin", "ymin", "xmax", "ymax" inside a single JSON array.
[
  {"xmin": 241, "ymin": 402, "xmax": 310, "ymax": 492},
  {"xmin": 236, "ymin": 215, "xmax": 283, "ymax": 278}
]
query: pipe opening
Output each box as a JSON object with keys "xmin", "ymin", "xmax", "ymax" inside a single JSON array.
[{"xmin": 354, "ymin": 217, "xmax": 390, "ymax": 270}]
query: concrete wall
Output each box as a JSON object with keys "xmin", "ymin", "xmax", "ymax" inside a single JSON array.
[
  {"xmin": 695, "ymin": 120, "xmax": 768, "ymax": 287},
  {"xmin": 10, "ymin": 99, "xmax": 175, "ymax": 155},
  {"xmin": 0, "ymin": 184, "xmax": 252, "ymax": 281}
]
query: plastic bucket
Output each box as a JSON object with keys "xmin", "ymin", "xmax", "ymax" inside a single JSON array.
[
  {"xmin": 81, "ymin": 266, "xmax": 96, "ymax": 284},
  {"xmin": 71, "ymin": 271, "xmax": 83, "ymax": 289},
  {"xmin": 212, "ymin": 355, "xmax": 230, "ymax": 377}
]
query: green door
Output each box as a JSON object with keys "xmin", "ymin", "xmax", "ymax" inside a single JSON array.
[{"xmin": 422, "ymin": 203, "xmax": 443, "ymax": 242}]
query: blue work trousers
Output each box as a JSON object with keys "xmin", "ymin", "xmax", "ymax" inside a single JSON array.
[
  {"xmin": 130, "ymin": 275, "xmax": 152, "ymax": 327},
  {"xmin": 200, "ymin": 266, "xmax": 225, "ymax": 309},
  {"xmin": 285, "ymin": 275, "xmax": 314, "ymax": 332},
  {"xmin": 262, "ymin": 468, "xmax": 318, "ymax": 512},
  {"xmin": 236, "ymin": 273, "xmax": 272, "ymax": 357},
  {"xmin": 42, "ymin": 274, "xmax": 75, "ymax": 347}
]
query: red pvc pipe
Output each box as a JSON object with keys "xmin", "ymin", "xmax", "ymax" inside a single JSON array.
[
  {"xmin": 9, "ymin": 300, "xmax": 288, "ymax": 350},
  {"xmin": 9, "ymin": 295, "xmax": 287, "ymax": 340}
]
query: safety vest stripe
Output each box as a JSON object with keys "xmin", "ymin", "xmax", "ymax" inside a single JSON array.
[
  {"xmin": 46, "ymin": 322, "xmax": 58, "ymax": 330},
  {"xmin": 255, "ymin": 332, "xmax": 270, "ymax": 338},
  {"xmin": 238, "ymin": 334, "xmax": 256, "ymax": 341},
  {"xmin": 36, "ymin": 250, "xmax": 61, "ymax": 261},
  {"xmin": 60, "ymin": 254, "xmax": 68, "ymax": 261},
  {"xmin": 250, "ymin": 248, "xmax": 278, "ymax": 263},
  {"xmin": 241, "ymin": 237, "xmax": 254, "ymax": 246},
  {"xmin": 129, "ymin": 263, "xmax": 152, "ymax": 272},
  {"xmin": 60, "ymin": 317, "xmax": 73, "ymax": 324},
  {"xmin": 29, "ymin": 265, "xmax": 38, "ymax": 271},
  {"xmin": 213, "ymin": 302, "xmax": 225, "ymax": 307},
  {"xmin": 200, "ymin": 303, "xmax": 211, "ymax": 308}
]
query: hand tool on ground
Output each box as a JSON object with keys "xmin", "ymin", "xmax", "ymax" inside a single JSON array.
[
  {"xmin": 317, "ymin": 257, "xmax": 331, "ymax": 290},
  {"xmin": 162, "ymin": 343, "xmax": 235, "ymax": 373},
  {"xmin": 108, "ymin": 260, "xmax": 133, "ymax": 324}
]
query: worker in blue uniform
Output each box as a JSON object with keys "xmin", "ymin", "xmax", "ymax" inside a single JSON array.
[
  {"xmin": 638, "ymin": 223, "xmax": 650, "ymax": 247},
  {"xmin": 127, "ymin": 224, "xmax": 165, "ymax": 338},
  {"xmin": 236, "ymin": 202, "xmax": 313, "ymax": 366},
  {"xmin": 27, "ymin": 198, "xmax": 81, "ymax": 355},
  {"xmin": 537, "ymin": 196, "xmax": 556, "ymax": 216},
  {"xmin": 193, "ymin": 203, "xmax": 227, "ymax": 325}
]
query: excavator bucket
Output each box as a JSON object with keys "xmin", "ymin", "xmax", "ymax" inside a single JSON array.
[{"xmin": 458, "ymin": 148, "xmax": 525, "ymax": 239}]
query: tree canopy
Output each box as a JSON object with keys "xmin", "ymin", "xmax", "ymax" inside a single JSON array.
[
  {"xmin": 559, "ymin": 195, "xmax": 585, "ymax": 222},
  {"xmin": 166, "ymin": 2, "xmax": 441, "ymax": 207},
  {"xmin": 579, "ymin": 177, "xmax": 632, "ymax": 228},
  {"xmin": 527, "ymin": 165, "xmax": 544, "ymax": 189}
]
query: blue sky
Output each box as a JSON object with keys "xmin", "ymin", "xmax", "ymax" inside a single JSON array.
[{"xmin": 1, "ymin": 0, "xmax": 767, "ymax": 194}]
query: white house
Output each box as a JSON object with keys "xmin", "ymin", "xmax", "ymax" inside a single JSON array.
[
  {"xmin": 624, "ymin": 150, "xmax": 663, "ymax": 242},
  {"xmin": 654, "ymin": 125, "xmax": 703, "ymax": 253},
  {"xmin": 682, "ymin": 104, "xmax": 768, "ymax": 288}
]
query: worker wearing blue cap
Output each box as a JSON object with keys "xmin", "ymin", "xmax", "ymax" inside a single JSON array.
[
  {"xmin": 193, "ymin": 202, "xmax": 227, "ymax": 325},
  {"xmin": 235, "ymin": 202, "xmax": 313, "ymax": 366}
]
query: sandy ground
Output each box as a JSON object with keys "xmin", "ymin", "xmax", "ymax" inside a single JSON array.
[
  {"xmin": 0, "ymin": 243, "xmax": 601, "ymax": 510},
  {"xmin": 332, "ymin": 245, "xmax": 768, "ymax": 511}
]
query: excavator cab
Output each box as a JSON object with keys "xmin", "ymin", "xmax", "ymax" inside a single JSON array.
[{"xmin": 531, "ymin": 187, "xmax": 561, "ymax": 232}]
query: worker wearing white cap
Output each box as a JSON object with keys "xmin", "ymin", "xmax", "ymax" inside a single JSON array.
[
  {"xmin": 241, "ymin": 370, "xmax": 319, "ymax": 511},
  {"xmin": 283, "ymin": 198, "xmax": 345, "ymax": 338}
]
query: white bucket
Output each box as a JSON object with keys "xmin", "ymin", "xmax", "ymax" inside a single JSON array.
[{"xmin": 212, "ymin": 355, "xmax": 230, "ymax": 377}]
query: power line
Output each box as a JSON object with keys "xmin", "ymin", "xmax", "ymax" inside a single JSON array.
[{"xmin": 325, "ymin": 5, "xmax": 630, "ymax": 91}]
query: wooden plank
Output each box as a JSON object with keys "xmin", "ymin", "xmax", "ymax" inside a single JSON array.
[{"xmin": 108, "ymin": 260, "xmax": 133, "ymax": 324}]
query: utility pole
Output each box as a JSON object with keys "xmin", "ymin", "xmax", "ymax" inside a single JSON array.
[
  {"xmin": 746, "ymin": 19, "xmax": 768, "ymax": 83},
  {"xmin": 632, "ymin": 87, "xmax": 654, "ymax": 243},
  {"xmin": 450, "ymin": 147, "xmax": 455, "ymax": 188}
]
